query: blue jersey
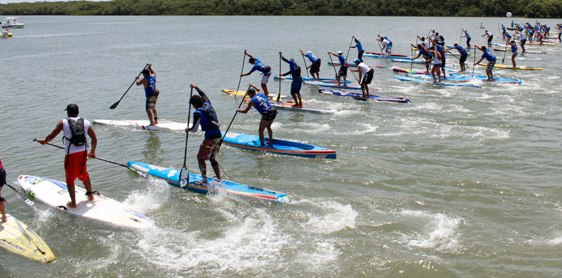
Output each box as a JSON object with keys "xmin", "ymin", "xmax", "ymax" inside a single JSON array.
[
  {"xmin": 305, "ymin": 53, "xmax": 318, "ymax": 63},
  {"xmin": 436, "ymin": 45, "xmax": 445, "ymax": 58},
  {"xmin": 482, "ymin": 50, "xmax": 497, "ymax": 62},
  {"xmin": 195, "ymin": 102, "xmax": 221, "ymax": 139},
  {"xmin": 510, "ymin": 44, "xmax": 518, "ymax": 53},
  {"xmin": 337, "ymin": 54, "xmax": 347, "ymax": 65},
  {"xmin": 355, "ymin": 40, "xmax": 363, "ymax": 52},
  {"xmin": 464, "ymin": 31, "xmax": 471, "ymax": 39},
  {"xmin": 454, "ymin": 45, "xmax": 467, "ymax": 56},
  {"xmin": 144, "ymin": 75, "xmax": 156, "ymax": 98},
  {"xmin": 249, "ymin": 58, "xmax": 270, "ymax": 74},
  {"xmin": 251, "ymin": 93, "xmax": 274, "ymax": 115}
]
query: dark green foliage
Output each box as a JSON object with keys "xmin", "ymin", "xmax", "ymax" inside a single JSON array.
[{"xmin": 0, "ymin": 0, "xmax": 561, "ymax": 17}]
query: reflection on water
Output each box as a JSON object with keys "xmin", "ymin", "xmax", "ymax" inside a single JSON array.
[{"xmin": 143, "ymin": 132, "xmax": 163, "ymax": 165}]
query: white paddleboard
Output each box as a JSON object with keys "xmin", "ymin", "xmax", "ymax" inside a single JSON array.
[
  {"xmin": 17, "ymin": 175, "xmax": 152, "ymax": 229},
  {"xmin": 0, "ymin": 213, "xmax": 56, "ymax": 263},
  {"xmin": 93, "ymin": 119, "xmax": 186, "ymax": 131}
]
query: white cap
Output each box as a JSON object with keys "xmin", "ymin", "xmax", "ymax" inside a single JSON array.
[
  {"xmin": 306, "ymin": 51, "xmax": 312, "ymax": 55},
  {"xmin": 337, "ymin": 51, "xmax": 343, "ymax": 55}
]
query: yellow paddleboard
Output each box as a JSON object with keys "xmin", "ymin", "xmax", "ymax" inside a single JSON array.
[
  {"xmin": 0, "ymin": 213, "xmax": 55, "ymax": 263},
  {"xmin": 478, "ymin": 63, "xmax": 543, "ymax": 71}
]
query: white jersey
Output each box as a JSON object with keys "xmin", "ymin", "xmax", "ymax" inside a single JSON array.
[
  {"xmin": 357, "ymin": 63, "xmax": 370, "ymax": 75},
  {"xmin": 62, "ymin": 117, "xmax": 90, "ymax": 155}
]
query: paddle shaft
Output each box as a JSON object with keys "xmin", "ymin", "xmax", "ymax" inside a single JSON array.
[
  {"xmin": 277, "ymin": 53, "xmax": 282, "ymax": 102},
  {"xmin": 346, "ymin": 36, "xmax": 354, "ymax": 60},
  {"xmin": 300, "ymin": 52, "xmax": 310, "ymax": 78},
  {"xmin": 182, "ymin": 87, "xmax": 193, "ymax": 168},
  {"xmin": 327, "ymin": 52, "xmax": 338, "ymax": 78},
  {"xmin": 471, "ymin": 47, "xmax": 477, "ymax": 78},
  {"xmin": 4, "ymin": 183, "xmax": 34, "ymax": 207},
  {"xmin": 234, "ymin": 51, "xmax": 246, "ymax": 101},
  {"xmin": 109, "ymin": 64, "xmax": 149, "ymax": 109},
  {"xmin": 34, "ymin": 140, "xmax": 130, "ymax": 169},
  {"xmin": 221, "ymin": 85, "xmax": 252, "ymax": 147}
]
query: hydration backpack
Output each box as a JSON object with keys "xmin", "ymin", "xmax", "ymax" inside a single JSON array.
[{"xmin": 66, "ymin": 118, "xmax": 86, "ymax": 146}]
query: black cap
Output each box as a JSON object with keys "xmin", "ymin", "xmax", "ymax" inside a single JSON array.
[{"xmin": 65, "ymin": 103, "xmax": 79, "ymax": 115}]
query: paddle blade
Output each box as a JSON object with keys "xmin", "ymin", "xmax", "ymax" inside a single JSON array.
[
  {"xmin": 179, "ymin": 168, "xmax": 189, "ymax": 188},
  {"xmin": 109, "ymin": 101, "xmax": 120, "ymax": 110}
]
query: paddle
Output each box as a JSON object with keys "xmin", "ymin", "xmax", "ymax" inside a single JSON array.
[
  {"xmin": 346, "ymin": 36, "xmax": 354, "ymax": 60},
  {"xmin": 179, "ymin": 86, "xmax": 194, "ymax": 188},
  {"xmin": 376, "ymin": 34, "xmax": 384, "ymax": 56},
  {"xmin": 220, "ymin": 85, "xmax": 252, "ymax": 148},
  {"xmin": 234, "ymin": 50, "xmax": 246, "ymax": 101},
  {"xmin": 471, "ymin": 46, "xmax": 477, "ymax": 78},
  {"xmin": 277, "ymin": 52, "xmax": 282, "ymax": 102},
  {"xmin": 501, "ymin": 39, "xmax": 509, "ymax": 64},
  {"xmin": 34, "ymin": 139, "xmax": 147, "ymax": 177},
  {"xmin": 327, "ymin": 52, "xmax": 338, "ymax": 79},
  {"xmin": 300, "ymin": 51, "xmax": 310, "ymax": 78},
  {"xmin": 109, "ymin": 64, "xmax": 149, "ymax": 110},
  {"xmin": 410, "ymin": 36, "xmax": 418, "ymax": 72},
  {"xmin": 5, "ymin": 183, "xmax": 34, "ymax": 207}
]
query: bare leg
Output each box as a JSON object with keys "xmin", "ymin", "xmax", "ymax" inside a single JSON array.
[
  {"xmin": 146, "ymin": 110, "xmax": 155, "ymax": 126},
  {"xmin": 261, "ymin": 83, "xmax": 269, "ymax": 97},
  {"xmin": 66, "ymin": 183, "xmax": 77, "ymax": 208},
  {"xmin": 0, "ymin": 199, "xmax": 6, "ymax": 223},
  {"xmin": 83, "ymin": 179, "xmax": 94, "ymax": 201},
  {"xmin": 258, "ymin": 120, "xmax": 267, "ymax": 146},
  {"xmin": 266, "ymin": 123, "xmax": 273, "ymax": 146},
  {"xmin": 152, "ymin": 108, "xmax": 158, "ymax": 124}
]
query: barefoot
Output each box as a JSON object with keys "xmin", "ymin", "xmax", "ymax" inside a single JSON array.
[
  {"xmin": 2, "ymin": 215, "xmax": 6, "ymax": 223},
  {"xmin": 66, "ymin": 202, "xmax": 77, "ymax": 209}
]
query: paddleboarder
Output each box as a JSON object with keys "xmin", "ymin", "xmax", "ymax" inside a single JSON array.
[
  {"xmin": 328, "ymin": 51, "xmax": 348, "ymax": 87},
  {"xmin": 509, "ymin": 40, "xmax": 518, "ymax": 69},
  {"xmin": 241, "ymin": 50, "xmax": 272, "ymax": 97},
  {"xmin": 378, "ymin": 35, "xmax": 393, "ymax": 55},
  {"xmin": 474, "ymin": 45, "xmax": 497, "ymax": 81},
  {"xmin": 412, "ymin": 44, "xmax": 431, "ymax": 74},
  {"xmin": 351, "ymin": 59, "xmax": 374, "ymax": 100},
  {"xmin": 520, "ymin": 30, "xmax": 527, "ymax": 53},
  {"xmin": 482, "ymin": 30, "xmax": 494, "ymax": 47},
  {"xmin": 301, "ymin": 50, "xmax": 321, "ymax": 80},
  {"xmin": 237, "ymin": 84, "xmax": 278, "ymax": 148},
  {"xmin": 135, "ymin": 64, "xmax": 159, "ymax": 126},
  {"xmin": 451, "ymin": 43, "xmax": 468, "ymax": 72},
  {"xmin": 462, "ymin": 29, "xmax": 472, "ymax": 48},
  {"xmin": 0, "ymin": 158, "xmax": 6, "ymax": 223},
  {"xmin": 429, "ymin": 46, "xmax": 443, "ymax": 83},
  {"xmin": 186, "ymin": 83, "xmax": 222, "ymax": 185},
  {"xmin": 350, "ymin": 36, "xmax": 365, "ymax": 61},
  {"xmin": 280, "ymin": 52, "xmax": 303, "ymax": 106},
  {"xmin": 36, "ymin": 104, "xmax": 97, "ymax": 209}
]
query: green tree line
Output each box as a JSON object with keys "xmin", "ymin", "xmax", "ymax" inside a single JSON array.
[{"xmin": 1, "ymin": 0, "xmax": 561, "ymax": 18}]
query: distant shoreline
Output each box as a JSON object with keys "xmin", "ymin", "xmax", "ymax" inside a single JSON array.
[{"xmin": 1, "ymin": 0, "xmax": 561, "ymax": 18}]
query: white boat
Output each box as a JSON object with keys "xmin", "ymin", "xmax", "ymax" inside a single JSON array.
[{"xmin": 2, "ymin": 17, "xmax": 25, "ymax": 28}]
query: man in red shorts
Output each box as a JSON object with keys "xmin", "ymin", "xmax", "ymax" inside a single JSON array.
[{"xmin": 37, "ymin": 103, "xmax": 97, "ymax": 208}]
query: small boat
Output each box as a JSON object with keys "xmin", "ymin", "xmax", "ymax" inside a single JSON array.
[
  {"xmin": 2, "ymin": 17, "xmax": 25, "ymax": 28},
  {"xmin": 222, "ymin": 132, "xmax": 337, "ymax": 159},
  {"xmin": 127, "ymin": 161, "xmax": 290, "ymax": 203},
  {"xmin": 318, "ymin": 89, "xmax": 410, "ymax": 103},
  {"xmin": 1, "ymin": 30, "xmax": 13, "ymax": 38},
  {"xmin": 394, "ymin": 76, "xmax": 481, "ymax": 88}
]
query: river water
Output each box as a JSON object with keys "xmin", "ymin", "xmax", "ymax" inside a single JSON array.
[{"xmin": 1, "ymin": 16, "xmax": 561, "ymax": 277}]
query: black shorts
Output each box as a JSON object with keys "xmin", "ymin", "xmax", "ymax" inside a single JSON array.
[
  {"xmin": 310, "ymin": 59, "xmax": 321, "ymax": 73},
  {"xmin": 361, "ymin": 69, "xmax": 374, "ymax": 85},
  {"xmin": 0, "ymin": 168, "xmax": 5, "ymax": 187},
  {"xmin": 460, "ymin": 54, "xmax": 468, "ymax": 64},
  {"xmin": 261, "ymin": 109, "xmax": 277, "ymax": 122}
]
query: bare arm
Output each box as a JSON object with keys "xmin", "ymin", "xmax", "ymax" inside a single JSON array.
[
  {"xmin": 87, "ymin": 126, "xmax": 97, "ymax": 158},
  {"xmin": 36, "ymin": 120, "xmax": 64, "ymax": 144}
]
